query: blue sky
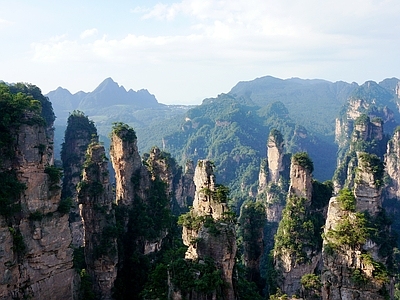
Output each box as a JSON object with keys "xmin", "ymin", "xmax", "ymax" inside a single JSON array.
[{"xmin": 1, "ymin": 0, "xmax": 400, "ymax": 104}]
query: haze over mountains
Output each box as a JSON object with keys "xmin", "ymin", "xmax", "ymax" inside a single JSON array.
[
  {"xmin": 46, "ymin": 75, "xmax": 400, "ymax": 202},
  {"xmin": 48, "ymin": 77, "xmax": 170, "ymax": 125}
]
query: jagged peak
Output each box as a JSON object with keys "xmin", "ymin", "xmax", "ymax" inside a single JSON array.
[{"xmin": 94, "ymin": 77, "xmax": 126, "ymax": 93}]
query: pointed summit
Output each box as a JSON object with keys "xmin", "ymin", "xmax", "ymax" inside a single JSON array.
[
  {"xmin": 78, "ymin": 78, "xmax": 160, "ymax": 111},
  {"xmin": 94, "ymin": 77, "xmax": 126, "ymax": 94}
]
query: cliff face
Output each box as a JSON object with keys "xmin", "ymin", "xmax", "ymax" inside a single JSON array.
[
  {"xmin": 322, "ymin": 153, "xmax": 390, "ymax": 300},
  {"xmin": 78, "ymin": 142, "xmax": 117, "ymax": 300},
  {"xmin": 334, "ymin": 114, "xmax": 386, "ymax": 192},
  {"xmin": 273, "ymin": 153, "xmax": 319, "ymax": 297},
  {"xmin": 110, "ymin": 125, "xmax": 183, "ymax": 298},
  {"xmin": 110, "ymin": 126, "xmax": 144, "ymax": 208},
  {"xmin": 180, "ymin": 160, "xmax": 237, "ymax": 300},
  {"xmin": 335, "ymin": 81, "xmax": 396, "ymax": 175},
  {"xmin": 0, "ymin": 85, "xmax": 74, "ymax": 299},
  {"xmin": 173, "ymin": 160, "xmax": 196, "ymax": 211},
  {"xmin": 257, "ymin": 130, "xmax": 290, "ymax": 223},
  {"xmin": 61, "ymin": 111, "xmax": 97, "ymax": 248},
  {"xmin": 385, "ymin": 129, "xmax": 400, "ymax": 199}
]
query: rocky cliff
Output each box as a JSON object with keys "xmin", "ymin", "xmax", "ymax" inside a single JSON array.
[
  {"xmin": 334, "ymin": 113, "xmax": 386, "ymax": 192},
  {"xmin": 257, "ymin": 129, "xmax": 290, "ymax": 223},
  {"xmin": 334, "ymin": 81, "xmax": 396, "ymax": 170},
  {"xmin": 78, "ymin": 142, "xmax": 117, "ymax": 299},
  {"xmin": 385, "ymin": 127, "xmax": 400, "ymax": 199},
  {"xmin": 61, "ymin": 111, "xmax": 98, "ymax": 248},
  {"xmin": 173, "ymin": 160, "xmax": 196, "ymax": 212},
  {"xmin": 273, "ymin": 152, "xmax": 322, "ymax": 297},
  {"xmin": 0, "ymin": 84, "xmax": 74, "ymax": 299},
  {"xmin": 178, "ymin": 160, "xmax": 237, "ymax": 300},
  {"xmin": 322, "ymin": 153, "xmax": 391, "ymax": 299},
  {"xmin": 110, "ymin": 123, "xmax": 187, "ymax": 298}
]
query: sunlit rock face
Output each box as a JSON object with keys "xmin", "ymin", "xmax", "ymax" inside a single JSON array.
[
  {"xmin": 180, "ymin": 160, "xmax": 237, "ymax": 300},
  {"xmin": 0, "ymin": 110, "xmax": 74, "ymax": 299}
]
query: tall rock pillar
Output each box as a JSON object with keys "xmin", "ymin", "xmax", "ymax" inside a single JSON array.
[
  {"xmin": 78, "ymin": 142, "xmax": 118, "ymax": 300},
  {"xmin": 179, "ymin": 160, "xmax": 237, "ymax": 300}
]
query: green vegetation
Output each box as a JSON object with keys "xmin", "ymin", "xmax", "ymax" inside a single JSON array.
[
  {"xmin": 58, "ymin": 197, "xmax": 73, "ymax": 214},
  {"xmin": 178, "ymin": 211, "xmax": 206, "ymax": 231},
  {"xmin": 355, "ymin": 114, "xmax": 370, "ymax": 125},
  {"xmin": 28, "ymin": 210, "xmax": 44, "ymax": 221},
  {"xmin": 274, "ymin": 196, "xmax": 319, "ymax": 264},
  {"xmin": 169, "ymin": 256, "xmax": 224, "ymax": 295},
  {"xmin": 45, "ymin": 165, "xmax": 62, "ymax": 190},
  {"xmin": 357, "ymin": 152, "xmax": 385, "ymax": 188},
  {"xmin": 325, "ymin": 212, "xmax": 370, "ymax": 249},
  {"xmin": 9, "ymin": 227, "xmax": 26, "ymax": 256},
  {"xmin": 111, "ymin": 122, "xmax": 137, "ymax": 142},
  {"xmin": 0, "ymin": 83, "xmax": 50, "ymax": 159},
  {"xmin": 337, "ymin": 188, "xmax": 356, "ymax": 211},
  {"xmin": 8, "ymin": 82, "xmax": 55, "ymax": 126},
  {"xmin": 114, "ymin": 154, "xmax": 175, "ymax": 299},
  {"xmin": 95, "ymin": 225, "xmax": 118, "ymax": 259},
  {"xmin": 142, "ymin": 94, "xmax": 336, "ymax": 213},
  {"xmin": 61, "ymin": 111, "xmax": 98, "ymax": 198},
  {"xmin": 324, "ymin": 191, "xmax": 394, "ymax": 286},
  {"xmin": 238, "ymin": 200, "xmax": 266, "ymax": 261},
  {"xmin": 292, "ymin": 152, "xmax": 314, "ymax": 173},
  {"xmin": 0, "ymin": 170, "xmax": 25, "ymax": 218},
  {"xmin": 79, "ymin": 269, "xmax": 95, "ymax": 300},
  {"xmin": 301, "ymin": 273, "xmax": 322, "ymax": 299},
  {"xmin": 270, "ymin": 128, "xmax": 284, "ymax": 146}
]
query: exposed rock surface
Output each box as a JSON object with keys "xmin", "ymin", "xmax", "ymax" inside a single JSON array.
[
  {"xmin": 173, "ymin": 160, "xmax": 196, "ymax": 211},
  {"xmin": 322, "ymin": 156, "xmax": 389, "ymax": 300},
  {"xmin": 257, "ymin": 130, "xmax": 290, "ymax": 224},
  {"xmin": 110, "ymin": 126, "xmax": 191, "ymax": 298},
  {"xmin": 0, "ymin": 94, "xmax": 74, "ymax": 299},
  {"xmin": 385, "ymin": 129, "xmax": 400, "ymax": 199},
  {"xmin": 78, "ymin": 142, "xmax": 117, "ymax": 300},
  {"xmin": 274, "ymin": 153, "xmax": 316, "ymax": 297},
  {"xmin": 61, "ymin": 112, "xmax": 97, "ymax": 248},
  {"xmin": 334, "ymin": 114, "xmax": 385, "ymax": 192},
  {"xmin": 180, "ymin": 160, "xmax": 237, "ymax": 300},
  {"xmin": 110, "ymin": 127, "xmax": 144, "ymax": 208}
]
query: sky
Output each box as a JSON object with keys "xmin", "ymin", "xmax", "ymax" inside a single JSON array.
[{"xmin": 1, "ymin": 0, "xmax": 400, "ymax": 105}]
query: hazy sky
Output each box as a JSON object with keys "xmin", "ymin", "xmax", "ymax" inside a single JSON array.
[{"xmin": 1, "ymin": 0, "xmax": 399, "ymax": 104}]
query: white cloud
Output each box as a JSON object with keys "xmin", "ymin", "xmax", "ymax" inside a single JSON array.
[
  {"xmin": 27, "ymin": 0, "xmax": 400, "ymax": 103},
  {"xmin": 80, "ymin": 28, "xmax": 98, "ymax": 39},
  {"xmin": 0, "ymin": 18, "xmax": 13, "ymax": 29}
]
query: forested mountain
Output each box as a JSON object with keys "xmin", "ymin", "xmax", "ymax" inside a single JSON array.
[
  {"xmin": 229, "ymin": 76, "xmax": 358, "ymax": 137},
  {"xmin": 47, "ymin": 76, "xmax": 400, "ymax": 211}
]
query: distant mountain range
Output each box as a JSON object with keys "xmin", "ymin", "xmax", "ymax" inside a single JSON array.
[
  {"xmin": 45, "ymin": 76, "xmax": 400, "ymax": 186},
  {"xmin": 46, "ymin": 77, "xmax": 173, "ymax": 125}
]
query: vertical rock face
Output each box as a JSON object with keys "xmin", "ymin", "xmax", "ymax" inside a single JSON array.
[
  {"xmin": 322, "ymin": 154, "xmax": 390, "ymax": 300},
  {"xmin": 385, "ymin": 128, "xmax": 400, "ymax": 199},
  {"xmin": 335, "ymin": 84, "xmax": 395, "ymax": 168},
  {"xmin": 0, "ymin": 85, "xmax": 74, "ymax": 299},
  {"xmin": 267, "ymin": 130, "xmax": 285, "ymax": 184},
  {"xmin": 334, "ymin": 114, "xmax": 386, "ymax": 192},
  {"xmin": 110, "ymin": 126, "xmax": 144, "ymax": 207},
  {"xmin": 110, "ymin": 125, "xmax": 180, "ymax": 298},
  {"xmin": 257, "ymin": 129, "xmax": 290, "ymax": 224},
  {"xmin": 78, "ymin": 142, "xmax": 117, "ymax": 300},
  {"xmin": 61, "ymin": 111, "xmax": 97, "ymax": 248},
  {"xmin": 273, "ymin": 153, "xmax": 317, "ymax": 297},
  {"xmin": 174, "ymin": 160, "xmax": 196, "ymax": 210},
  {"xmin": 288, "ymin": 156, "xmax": 313, "ymax": 201},
  {"xmin": 181, "ymin": 160, "xmax": 237, "ymax": 300}
]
